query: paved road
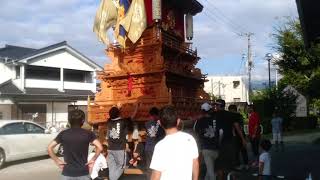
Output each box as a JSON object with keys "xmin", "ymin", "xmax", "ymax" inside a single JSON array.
[
  {"xmin": 0, "ymin": 156, "xmax": 146, "ymax": 180},
  {"xmin": 0, "ymin": 156, "xmax": 60, "ymax": 180},
  {"xmin": 1, "ymin": 143, "xmax": 319, "ymax": 180},
  {"xmin": 271, "ymin": 143, "xmax": 320, "ymax": 180},
  {"xmin": 233, "ymin": 143, "xmax": 320, "ymax": 180}
]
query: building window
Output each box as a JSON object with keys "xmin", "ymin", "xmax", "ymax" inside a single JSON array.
[
  {"xmin": 25, "ymin": 65, "xmax": 60, "ymax": 80},
  {"xmin": 64, "ymin": 69, "xmax": 93, "ymax": 83},
  {"xmin": 299, "ymin": 107, "xmax": 306, "ymax": 112},
  {"xmin": 18, "ymin": 104, "xmax": 47, "ymax": 127},
  {"xmin": 0, "ymin": 112, "xmax": 3, "ymax": 120},
  {"xmin": 233, "ymin": 81, "xmax": 240, "ymax": 88},
  {"xmin": 15, "ymin": 66, "xmax": 20, "ymax": 79},
  {"xmin": 233, "ymin": 98, "xmax": 241, "ymax": 102}
]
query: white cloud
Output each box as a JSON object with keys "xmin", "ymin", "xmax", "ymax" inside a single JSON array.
[
  {"xmin": 0, "ymin": 0, "xmax": 107, "ymax": 66},
  {"xmin": 193, "ymin": 0, "xmax": 298, "ymax": 80},
  {"xmin": 0, "ymin": 0, "xmax": 298, "ymax": 77}
]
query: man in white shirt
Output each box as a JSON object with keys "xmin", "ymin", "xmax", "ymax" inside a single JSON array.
[
  {"xmin": 88, "ymin": 145, "xmax": 108, "ymax": 180},
  {"xmin": 150, "ymin": 106, "xmax": 199, "ymax": 180}
]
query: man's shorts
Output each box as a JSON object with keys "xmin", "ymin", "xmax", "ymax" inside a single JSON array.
[
  {"xmin": 61, "ymin": 175, "xmax": 90, "ymax": 180},
  {"xmin": 273, "ymin": 133, "xmax": 282, "ymax": 142}
]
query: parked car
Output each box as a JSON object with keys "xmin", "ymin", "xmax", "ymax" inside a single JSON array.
[{"xmin": 0, "ymin": 120, "xmax": 58, "ymax": 168}]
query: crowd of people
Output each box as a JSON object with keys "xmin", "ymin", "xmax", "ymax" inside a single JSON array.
[
  {"xmin": 194, "ymin": 99, "xmax": 251, "ymax": 180},
  {"xmin": 47, "ymin": 99, "xmax": 283, "ymax": 180}
]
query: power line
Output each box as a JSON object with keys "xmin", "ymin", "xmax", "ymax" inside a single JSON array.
[
  {"xmin": 204, "ymin": 0, "xmax": 248, "ymax": 32},
  {"xmin": 201, "ymin": 7, "xmax": 254, "ymax": 79},
  {"xmin": 200, "ymin": 0, "xmax": 249, "ymax": 34},
  {"xmin": 197, "ymin": 1, "xmax": 243, "ymax": 36},
  {"xmin": 202, "ymin": 10, "xmax": 243, "ymax": 36},
  {"xmin": 202, "ymin": 7, "xmax": 242, "ymax": 35}
]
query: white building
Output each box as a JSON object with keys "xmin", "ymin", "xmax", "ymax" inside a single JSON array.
[
  {"xmin": 204, "ymin": 75, "xmax": 249, "ymax": 103},
  {"xmin": 283, "ymin": 86, "xmax": 307, "ymax": 117},
  {"xmin": 0, "ymin": 41, "xmax": 102, "ymax": 128}
]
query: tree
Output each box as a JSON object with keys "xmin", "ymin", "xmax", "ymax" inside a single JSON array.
[
  {"xmin": 251, "ymin": 87, "xmax": 297, "ymax": 132},
  {"xmin": 273, "ymin": 18, "xmax": 320, "ymax": 112}
]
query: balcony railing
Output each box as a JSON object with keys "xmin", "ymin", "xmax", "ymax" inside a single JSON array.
[
  {"xmin": 107, "ymin": 27, "xmax": 197, "ymax": 57},
  {"xmin": 161, "ymin": 31, "xmax": 197, "ymax": 57}
]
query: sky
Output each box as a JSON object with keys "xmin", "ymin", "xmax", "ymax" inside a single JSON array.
[{"xmin": 0, "ymin": 0, "xmax": 298, "ymax": 81}]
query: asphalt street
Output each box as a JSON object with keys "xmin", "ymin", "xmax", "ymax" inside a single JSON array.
[
  {"xmin": 232, "ymin": 143, "xmax": 320, "ymax": 180},
  {"xmin": 271, "ymin": 143, "xmax": 320, "ymax": 180},
  {"xmin": 0, "ymin": 143, "xmax": 319, "ymax": 180},
  {"xmin": 0, "ymin": 156, "xmax": 60, "ymax": 180},
  {"xmin": 0, "ymin": 156, "xmax": 146, "ymax": 180}
]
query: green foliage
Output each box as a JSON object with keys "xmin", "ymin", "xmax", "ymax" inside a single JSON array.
[
  {"xmin": 239, "ymin": 109, "xmax": 248, "ymax": 124},
  {"xmin": 208, "ymin": 92, "xmax": 216, "ymax": 101},
  {"xmin": 273, "ymin": 19, "xmax": 320, "ymax": 100},
  {"xmin": 251, "ymin": 87, "xmax": 297, "ymax": 132},
  {"xmin": 310, "ymin": 99, "xmax": 320, "ymax": 116},
  {"xmin": 311, "ymin": 99, "xmax": 320, "ymax": 110}
]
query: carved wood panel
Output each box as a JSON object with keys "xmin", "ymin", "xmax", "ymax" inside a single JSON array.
[{"xmin": 89, "ymin": 26, "xmax": 209, "ymax": 124}]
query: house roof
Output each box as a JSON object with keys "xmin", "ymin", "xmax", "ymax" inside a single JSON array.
[
  {"xmin": 0, "ymin": 41, "xmax": 103, "ymax": 71},
  {"xmin": 296, "ymin": 0, "xmax": 320, "ymax": 47},
  {"xmin": 169, "ymin": 0, "xmax": 203, "ymax": 15},
  {"xmin": 0, "ymin": 80, "xmax": 94, "ymax": 101},
  {"xmin": 0, "ymin": 80, "xmax": 23, "ymax": 94},
  {"xmin": 0, "ymin": 45, "xmax": 36, "ymax": 60}
]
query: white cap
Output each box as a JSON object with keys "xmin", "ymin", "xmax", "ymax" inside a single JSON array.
[{"xmin": 201, "ymin": 103, "xmax": 212, "ymax": 112}]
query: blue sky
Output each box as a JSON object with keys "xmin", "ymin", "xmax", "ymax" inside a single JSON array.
[{"xmin": 0, "ymin": 0, "xmax": 298, "ymax": 81}]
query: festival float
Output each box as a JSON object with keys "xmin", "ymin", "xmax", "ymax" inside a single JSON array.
[{"xmin": 88, "ymin": 0, "xmax": 209, "ymax": 139}]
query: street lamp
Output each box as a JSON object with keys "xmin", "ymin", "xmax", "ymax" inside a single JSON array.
[
  {"xmin": 272, "ymin": 53, "xmax": 282, "ymax": 90},
  {"xmin": 265, "ymin": 53, "xmax": 273, "ymax": 89}
]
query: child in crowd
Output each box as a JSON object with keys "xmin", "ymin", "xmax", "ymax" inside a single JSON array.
[
  {"xmin": 125, "ymin": 141, "xmax": 131, "ymax": 168},
  {"xmin": 88, "ymin": 144, "xmax": 108, "ymax": 180},
  {"xmin": 129, "ymin": 137, "xmax": 143, "ymax": 168},
  {"xmin": 259, "ymin": 139, "xmax": 272, "ymax": 180}
]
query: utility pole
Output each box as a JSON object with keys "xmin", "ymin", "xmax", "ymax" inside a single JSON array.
[
  {"xmin": 275, "ymin": 69, "xmax": 278, "ymax": 90},
  {"xmin": 268, "ymin": 58, "xmax": 271, "ymax": 89},
  {"xmin": 218, "ymin": 80, "xmax": 221, "ymax": 98},
  {"xmin": 241, "ymin": 32, "xmax": 254, "ymax": 104},
  {"xmin": 211, "ymin": 78, "xmax": 213, "ymax": 100}
]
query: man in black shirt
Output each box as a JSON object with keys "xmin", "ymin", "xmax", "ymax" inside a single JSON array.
[
  {"xmin": 144, "ymin": 107, "xmax": 165, "ymax": 178},
  {"xmin": 48, "ymin": 109, "xmax": 103, "ymax": 180},
  {"xmin": 214, "ymin": 99, "xmax": 246, "ymax": 180},
  {"xmin": 194, "ymin": 102, "xmax": 219, "ymax": 180},
  {"xmin": 106, "ymin": 105, "xmax": 137, "ymax": 180},
  {"xmin": 228, "ymin": 104, "xmax": 249, "ymax": 170}
]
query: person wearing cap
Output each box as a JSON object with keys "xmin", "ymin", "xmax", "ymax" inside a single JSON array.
[
  {"xmin": 214, "ymin": 99, "xmax": 246, "ymax": 180},
  {"xmin": 194, "ymin": 102, "xmax": 219, "ymax": 180}
]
